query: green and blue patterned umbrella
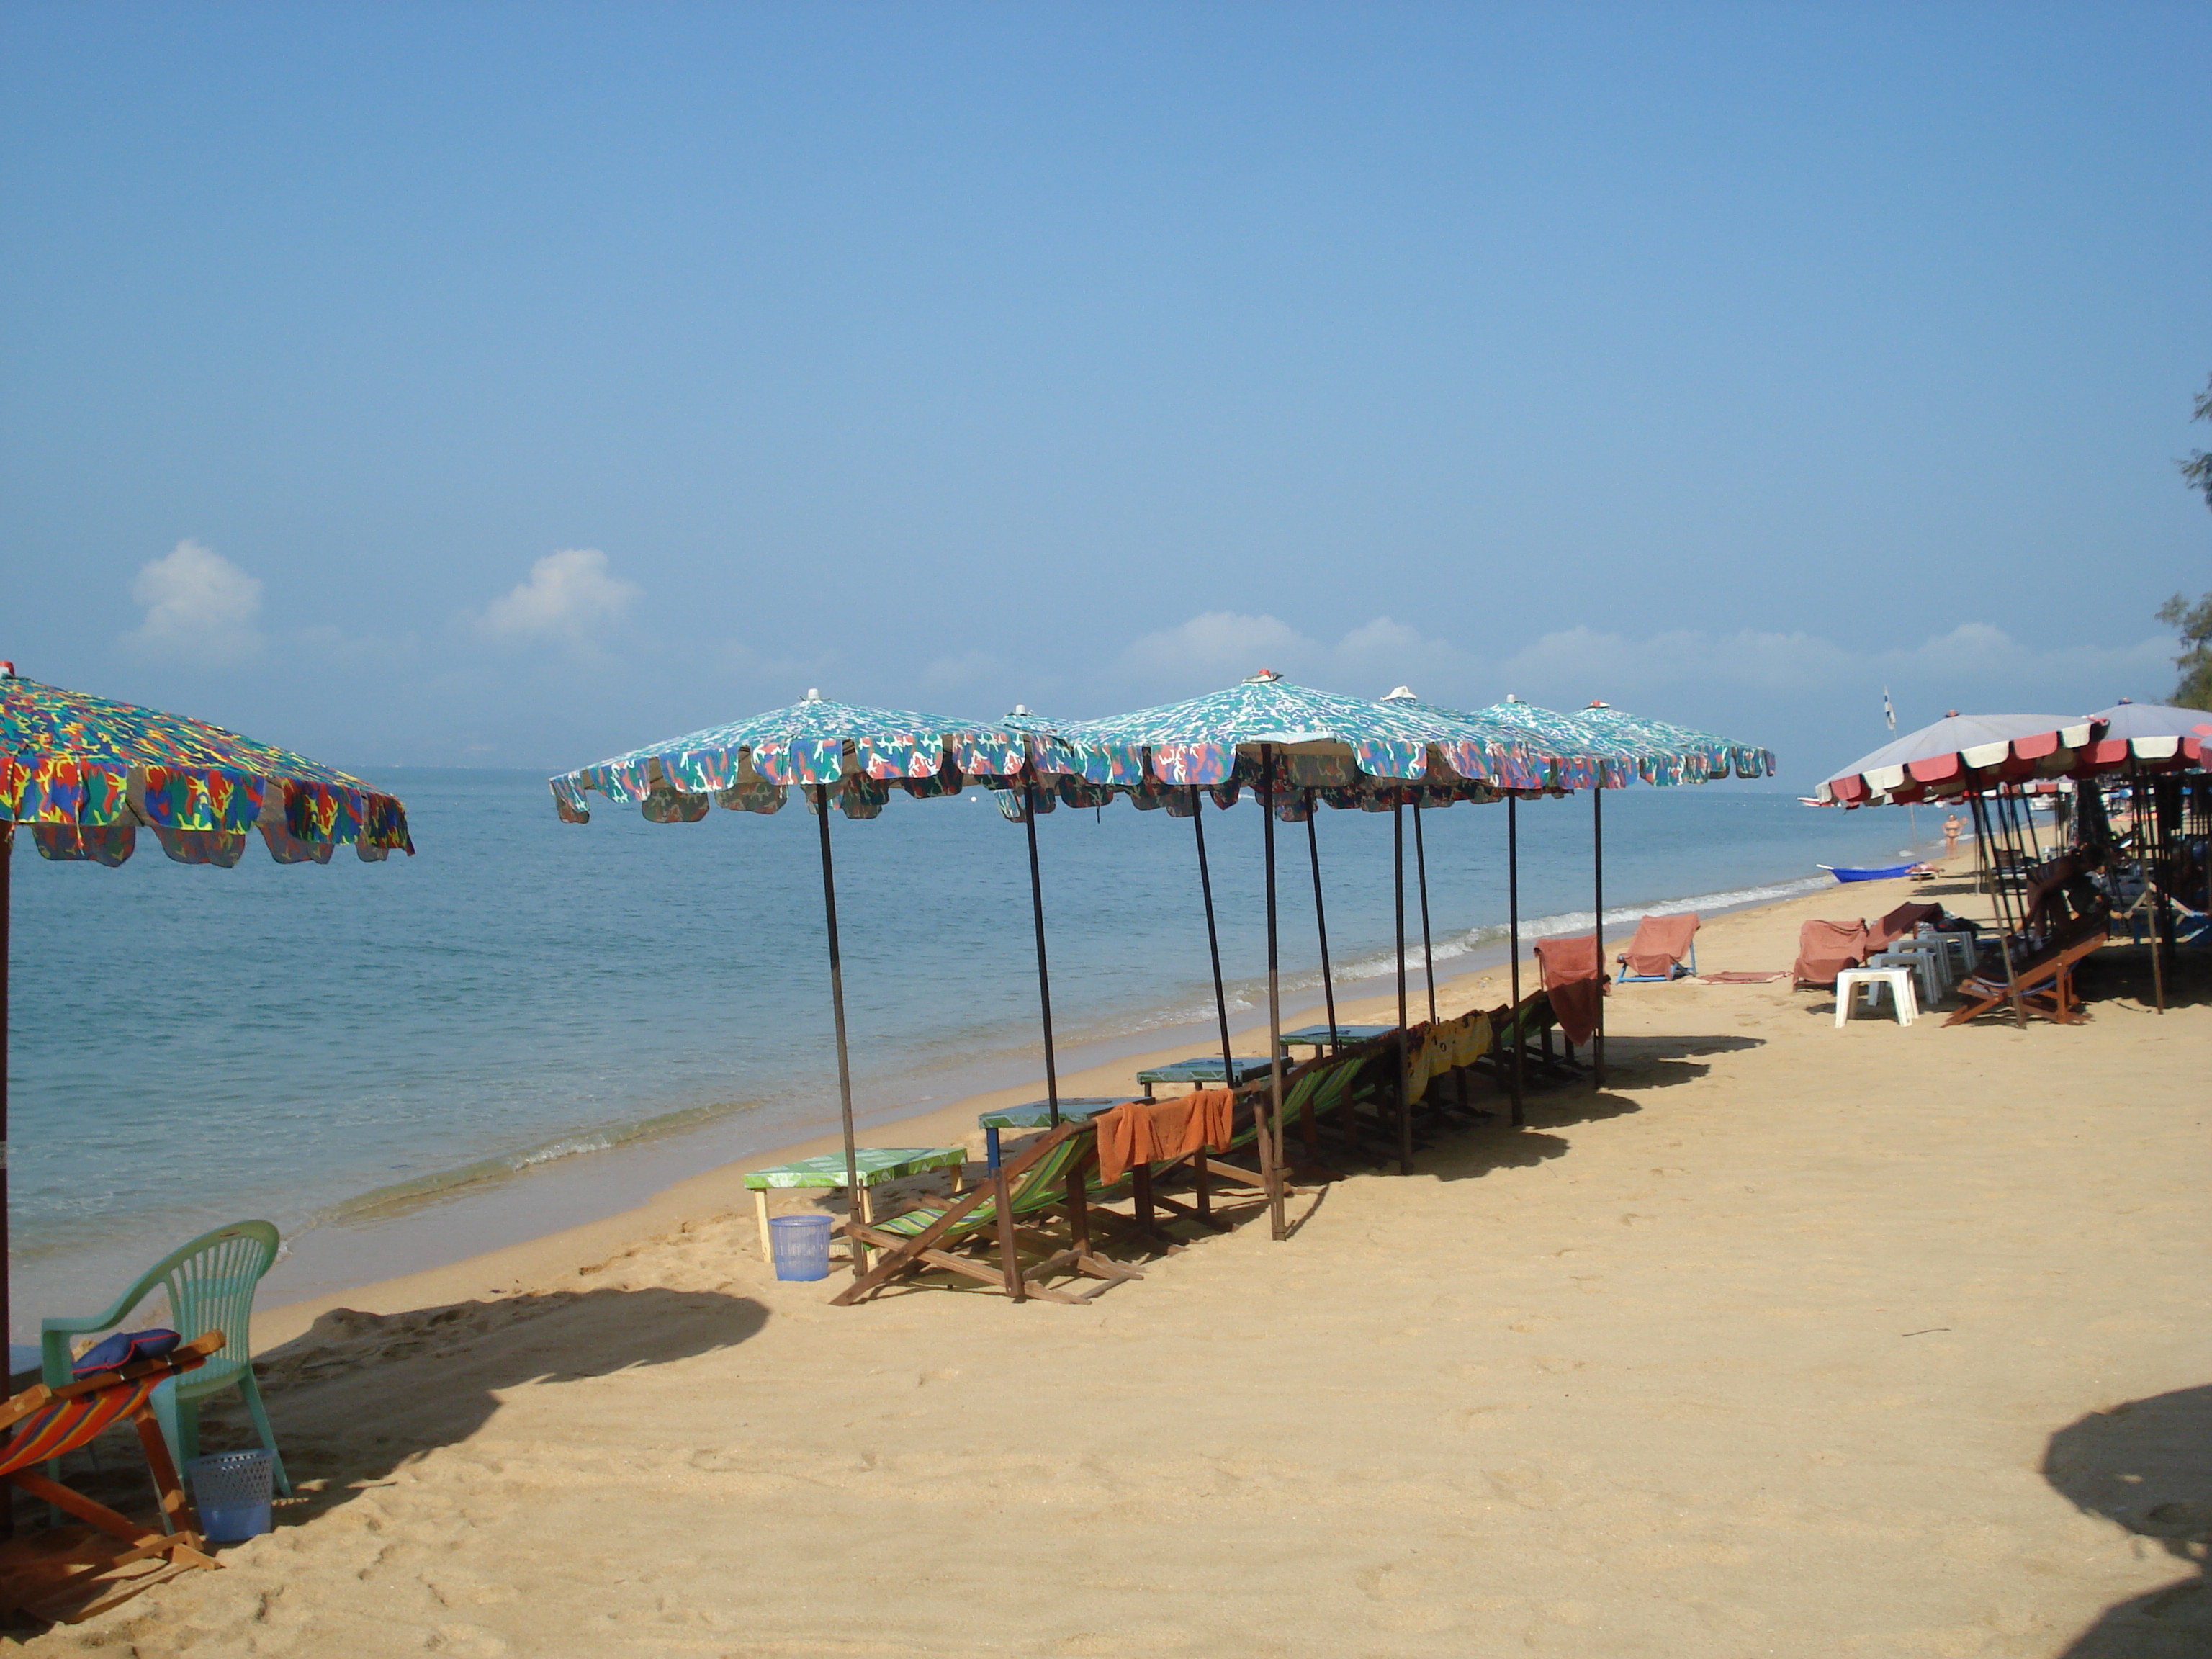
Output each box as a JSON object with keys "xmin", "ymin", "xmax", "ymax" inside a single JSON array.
[
  {"xmin": 550, "ymin": 691, "xmax": 1024, "ymax": 824},
  {"xmin": 1575, "ymin": 702, "xmax": 1776, "ymax": 784},
  {"xmin": 1, "ymin": 663, "xmax": 415, "ymax": 1353},
  {"xmin": 1048, "ymin": 670, "xmax": 1524, "ymax": 800},
  {"xmin": 1470, "ymin": 697, "xmax": 1650, "ymax": 791},
  {"xmin": 550, "ymin": 691, "xmax": 1025, "ymax": 1276}
]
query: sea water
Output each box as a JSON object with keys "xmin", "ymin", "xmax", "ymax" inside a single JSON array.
[{"xmin": 6, "ymin": 770, "xmax": 1933, "ymax": 1331}]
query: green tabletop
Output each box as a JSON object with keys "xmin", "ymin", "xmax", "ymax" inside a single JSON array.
[
  {"xmin": 742, "ymin": 1147, "xmax": 967, "ymax": 1191},
  {"xmin": 1279, "ymin": 1023, "xmax": 1394, "ymax": 1049},
  {"xmin": 976, "ymin": 1096, "xmax": 1143, "ymax": 1131},
  {"xmin": 1133, "ymin": 1056, "xmax": 1275, "ymax": 1088}
]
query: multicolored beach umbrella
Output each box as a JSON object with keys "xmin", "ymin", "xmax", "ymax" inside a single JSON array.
[
  {"xmin": 1575, "ymin": 702, "xmax": 1776, "ymax": 785},
  {"xmin": 1, "ymin": 662, "xmax": 415, "ymax": 1352},
  {"xmin": 1, "ymin": 667, "xmax": 415, "ymax": 866},
  {"xmin": 549, "ymin": 692, "xmax": 1025, "ymax": 1277},
  {"xmin": 1470, "ymin": 698, "xmax": 1649, "ymax": 792}
]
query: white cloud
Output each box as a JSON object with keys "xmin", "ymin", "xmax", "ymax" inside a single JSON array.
[
  {"xmin": 1118, "ymin": 612, "xmax": 1319, "ymax": 689},
  {"xmin": 920, "ymin": 649, "xmax": 1000, "ymax": 693},
  {"xmin": 122, "ymin": 539, "xmax": 264, "ymax": 664},
  {"xmin": 477, "ymin": 549, "xmax": 639, "ymax": 644}
]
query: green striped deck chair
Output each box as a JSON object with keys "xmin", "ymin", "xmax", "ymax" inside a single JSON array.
[
  {"xmin": 831, "ymin": 1123, "xmax": 1143, "ymax": 1306},
  {"xmin": 0, "ymin": 1331, "xmax": 225, "ymax": 1622}
]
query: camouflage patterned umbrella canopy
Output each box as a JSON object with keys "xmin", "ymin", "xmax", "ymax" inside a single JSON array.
[{"xmin": 1, "ymin": 663, "xmax": 415, "ymax": 1351}]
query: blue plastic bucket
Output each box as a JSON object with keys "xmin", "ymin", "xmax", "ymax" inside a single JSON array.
[
  {"xmin": 768, "ymin": 1213, "xmax": 834, "ymax": 1281},
  {"xmin": 188, "ymin": 1449, "xmax": 275, "ymax": 1543}
]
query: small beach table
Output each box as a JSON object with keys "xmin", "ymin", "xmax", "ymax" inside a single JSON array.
[
  {"xmin": 1277, "ymin": 1023, "xmax": 1393, "ymax": 1057},
  {"xmin": 976, "ymin": 1097, "xmax": 1145, "ymax": 1171},
  {"xmin": 742, "ymin": 1148, "xmax": 968, "ymax": 1262},
  {"xmin": 1133, "ymin": 1056, "xmax": 1275, "ymax": 1098}
]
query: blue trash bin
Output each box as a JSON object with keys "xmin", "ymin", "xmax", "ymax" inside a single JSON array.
[
  {"xmin": 188, "ymin": 1449, "xmax": 276, "ymax": 1542},
  {"xmin": 768, "ymin": 1213, "xmax": 834, "ymax": 1281}
]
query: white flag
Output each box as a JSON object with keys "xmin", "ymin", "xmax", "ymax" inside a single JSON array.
[{"xmin": 1883, "ymin": 687, "xmax": 1896, "ymax": 731}]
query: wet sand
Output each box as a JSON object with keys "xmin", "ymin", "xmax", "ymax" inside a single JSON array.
[{"xmin": 26, "ymin": 867, "xmax": 2209, "ymax": 1657}]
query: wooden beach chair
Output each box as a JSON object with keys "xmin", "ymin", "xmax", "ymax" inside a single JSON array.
[
  {"xmin": 832, "ymin": 1123, "xmax": 1144, "ymax": 1307},
  {"xmin": 1943, "ymin": 927, "xmax": 2108, "ymax": 1028},
  {"xmin": 0, "ymin": 1331, "xmax": 225, "ymax": 1624}
]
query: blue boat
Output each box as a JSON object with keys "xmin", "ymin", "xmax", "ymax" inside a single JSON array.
[{"xmin": 1819, "ymin": 862, "xmax": 1917, "ymax": 883}]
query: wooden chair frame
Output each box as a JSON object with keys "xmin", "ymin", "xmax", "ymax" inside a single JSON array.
[
  {"xmin": 1943, "ymin": 928, "xmax": 2108, "ymax": 1028},
  {"xmin": 0, "ymin": 1332, "xmax": 226, "ymax": 1623}
]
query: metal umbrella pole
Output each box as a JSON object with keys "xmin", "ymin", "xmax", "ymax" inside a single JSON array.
[
  {"xmin": 1, "ymin": 824, "xmax": 12, "ymax": 1382},
  {"xmin": 1305, "ymin": 792, "xmax": 1341, "ymax": 1053},
  {"xmin": 1259, "ymin": 746, "xmax": 1286, "ymax": 1239},
  {"xmin": 1507, "ymin": 795, "xmax": 1525, "ymax": 1128},
  {"xmin": 2130, "ymin": 759, "xmax": 2165, "ymax": 1015},
  {"xmin": 810, "ymin": 786, "xmax": 864, "ymax": 1277},
  {"xmin": 1393, "ymin": 798, "xmax": 1413, "ymax": 1174},
  {"xmin": 1191, "ymin": 795, "xmax": 1236, "ymax": 1077},
  {"xmin": 1413, "ymin": 799, "xmax": 1437, "ymax": 1024},
  {"xmin": 1967, "ymin": 790, "xmax": 2028, "ymax": 1030},
  {"xmin": 1591, "ymin": 783, "xmax": 1606, "ymax": 1089},
  {"xmin": 1021, "ymin": 778, "xmax": 1063, "ymax": 1125}
]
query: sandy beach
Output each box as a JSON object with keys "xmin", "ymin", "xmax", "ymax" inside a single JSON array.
[{"xmin": 22, "ymin": 868, "xmax": 2208, "ymax": 1657}]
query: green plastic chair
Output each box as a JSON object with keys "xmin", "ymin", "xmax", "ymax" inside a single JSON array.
[{"xmin": 40, "ymin": 1220, "xmax": 290, "ymax": 1497}]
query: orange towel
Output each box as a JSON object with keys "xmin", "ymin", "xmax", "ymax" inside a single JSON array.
[
  {"xmin": 1095, "ymin": 1089, "xmax": 1236, "ymax": 1184},
  {"xmin": 1534, "ymin": 934, "xmax": 1610, "ymax": 1046},
  {"xmin": 1792, "ymin": 919, "xmax": 1870, "ymax": 986},
  {"xmin": 1624, "ymin": 913, "xmax": 1699, "ymax": 978}
]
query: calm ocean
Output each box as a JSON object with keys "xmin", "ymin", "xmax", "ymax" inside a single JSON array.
[{"xmin": 7, "ymin": 769, "xmax": 1933, "ymax": 1332}]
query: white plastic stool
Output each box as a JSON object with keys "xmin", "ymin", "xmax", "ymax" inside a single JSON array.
[
  {"xmin": 1835, "ymin": 967, "xmax": 1918, "ymax": 1028},
  {"xmin": 1925, "ymin": 932, "xmax": 1979, "ymax": 980},
  {"xmin": 1870, "ymin": 943, "xmax": 1946, "ymax": 1007}
]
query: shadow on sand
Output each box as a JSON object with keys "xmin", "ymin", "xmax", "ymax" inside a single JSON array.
[
  {"xmin": 2044, "ymin": 1382, "xmax": 2212, "ymax": 1657},
  {"xmin": 34, "ymin": 1286, "xmax": 768, "ymax": 1546}
]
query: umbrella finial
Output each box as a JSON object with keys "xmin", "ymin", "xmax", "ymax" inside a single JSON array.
[
  {"xmin": 2116, "ymin": 696, "xmax": 2134, "ymax": 704},
  {"xmin": 0, "ymin": 660, "xmax": 12, "ymax": 678},
  {"xmin": 1504, "ymin": 692, "xmax": 1522, "ymax": 703},
  {"xmin": 1244, "ymin": 667, "xmax": 1283, "ymax": 683},
  {"xmin": 1384, "ymin": 685, "xmax": 1416, "ymax": 701},
  {"xmin": 1012, "ymin": 703, "xmax": 1029, "ymax": 716},
  {"xmin": 805, "ymin": 688, "xmax": 822, "ymax": 703},
  {"xmin": 1587, "ymin": 699, "xmax": 1609, "ymax": 709},
  {"xmin": 1945, "ymin": 709, "xmax": 1959, "ymax": 718}
]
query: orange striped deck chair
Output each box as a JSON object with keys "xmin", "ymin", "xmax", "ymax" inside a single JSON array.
[{"xmin": 0, "ymin": 1331, "xmax": 225, "ymax": 1623}]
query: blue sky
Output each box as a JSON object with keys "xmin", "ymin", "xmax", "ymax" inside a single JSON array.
[{"xmin": 4, "ymin": 2, "xmax": 2207, "ymax": 786}]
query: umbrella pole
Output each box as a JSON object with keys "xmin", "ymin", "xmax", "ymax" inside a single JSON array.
[
  {"xmin": 1507, "ymin": 795, "xmax": 1525, "ymax": 1129},
  {"xmin": 2131, "ymin": 760, "xmax": 2164, "ymax": 1015},
  {"xmin": 1591, "ymin": 783, "xmax": 1606, "ymax": 1089},
  {"xmin": 0, "ymin": 824, "xmax": 9, "ymax": 1539},
  {"xmin": 1306, "ymin": 793, "xmax": 1339, "ymax": 1054},
  {"xmin": 1260, "ymin": 747, "xmax": 1285, "ymax": 1239},
  {"xmin": 1393, "ymin": 799, "xmax": 1412, "ymax": 1174},
  {"xmin": 1413, "ymin": 799, "xmax": 1437, "ymax": 1024},
  {"xmin": 1022, "ymin": 781, "xmax": 1062, "ymax": 1125},
  {"xmin": 811, "ymin": 787, "xmax": 864, "ymax": 1276},
  {"xmin": 1191, "ymin": 800, "xmax": 1236, "ymax": 1077},
  {"xmin": 1969, "ymin": 791, "xmax": 2028, "ymax": 1030}
]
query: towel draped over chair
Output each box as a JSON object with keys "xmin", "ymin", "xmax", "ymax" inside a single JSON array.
[{"xmin": 1534, "ymin": 935, "xmax": 1608, "ymax": 1046}]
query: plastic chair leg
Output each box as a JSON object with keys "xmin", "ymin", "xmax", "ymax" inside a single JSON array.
[{"xmin": 235, "ymin": 1369, "xmax": 292, "ymax": 1496}]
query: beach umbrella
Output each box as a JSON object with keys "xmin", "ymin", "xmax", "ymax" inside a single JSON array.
[
  {"xmin": 1575, "ymin": 703, "xmax": 1777, "ymax": 785},
  {"xmin": 2081, "ymin": 700, "xmax": 2212, "ymax": 769},
  {"xmin": 0, "ymin": 663, "xmax": 415, "ymax": 1354},
  {"xmin": 549, "ymin": 692, "xmax": 1022, "ymax": 1278},
  {"xmin": 2082, "ymin": 701, "xmax": 2211, "ymax": 1017},
  {"xmin": 1816, "ymin": 711, "xmax": 2100, "ymax": 806},
  {"xmin": 1467, "ymin": 698, "xmax": 1658, "ymax": 1090},
  {"xmin": 1050, "ymin": 672, "xmax": 1514, "ymax": 1213}
]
